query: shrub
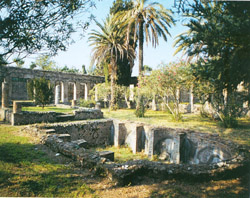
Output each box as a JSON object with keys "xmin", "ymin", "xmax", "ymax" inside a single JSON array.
[
  {"xmin": 135, "ymin": 96, "xmax": 146, "ymax": 117},
  {"xmin": 79, "ymin": 99, "xmax": 96, "ymax": 108}
]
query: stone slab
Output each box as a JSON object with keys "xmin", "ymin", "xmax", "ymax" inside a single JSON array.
[
  {"xmin": 58, "ymin": 134, "xmax": 71, "ymax": 142},
  {"xmin": 99, "ymin": 151, "xmax": 114, "ymax": 161}
]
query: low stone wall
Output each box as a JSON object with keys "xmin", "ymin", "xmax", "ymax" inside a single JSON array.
[
  {"xmin": 12, "ymin": 111, "xmax": 57, "ymax": 125},
  {"xmin": 10, "ymin": 108, "xmax": 103, "ymax": 125},
  {"xmin": 42, "ymin": 119, "xmax": 113, "ymax": 146},
  {"xmin": 0, "ymin": 108, "xmax": 12, "ymax": 122},
  {"xmin": 73, "ymin": 108, "xmax": 103, "ymax": 120}
]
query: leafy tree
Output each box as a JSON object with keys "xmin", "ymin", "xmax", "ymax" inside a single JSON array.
[
  {"xmin": 13, "ymin": 58, "xmax": 24, "ymax": 68},
  {"xmin": 118, "ymin": 0, "xmax": 175, "ymax": 75},
  {"xmin": 35, "ymin": 54, "xmax": 57, "ymax": 71},
  {"xmin": 60, "ymin": 65, "xmax": 80, "ymax": 73},
  {"xmin": 89, "ymin": 15, "xmax": 135, "ymax": 109},
  {"xmin": 110, "ymin": 0, "xmax": 135, "ymax": 86},
  {"xmin": 82, "ymin": 65, "xmax": 87, "ymax": 74},
  {"xmin": 137, "ymin": 61, "xmax": 192, "ymax": 120},
  {"xmin": 0, "ymin": 0, "xmax": 95, "ymax": 61},
  {"xmin": 27, "ymin": 77, "xmax": 53, "ymax": 108},
  {"xmin": 175, "ymin": 1, "xmax": 250, "ymax": 127},
  {"xmin": 29, "ymin": 62, "xmax": 37, "ymax": 70}
]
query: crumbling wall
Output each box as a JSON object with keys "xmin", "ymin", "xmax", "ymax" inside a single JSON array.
[{"xmin": 43, "ymin": 119, "xmax": 113, "ymax": 146}]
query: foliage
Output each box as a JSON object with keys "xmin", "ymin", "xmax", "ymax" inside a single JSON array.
[
  {"xmin": 137, "ymin": 60, "xmax": 193, "ymax": 121},
  {"xmin": 27, "ymin": 77, "xmax": 53, "ymax": 108},
  {"xmin": 59, "ymin": 65, "xmax": 80, "ymax": 73},
  {"xmin": 35, "ymin": 54, "xmax": 57, "ymax": 71},
  {"xmin": 82, "ymin": 65, "xmax": 87, "ymax": 74},
  {"xmin": 13, "ymin": 58, "xmax": 24, "ymax": 68},
  {"xmin": 135, "ymin": 95, "xmax": 146, "ymax": 117},
  {"xmin": 110, "ymin": 0, "xmax": 135, "ymax": 86},
  {"xmin": 29, "ymin": 62, "xmax": 37, "ymax": 70},
  {"xmin": 175, "ymin": 1, "xmax": 250, "ymax": 127},
  {"xmin": 0, "ymin": 0, "xmax": 95, "ymax": 61},
  {"xmin": 89, "ymin": 14, "xmax": 135, "ymax": 110},
  {"xmin": 89, "ymin": 83, "xmax": 132, "ymax": 109},
  {"xmin": 79, "ymin": 99, "xmax": 96, "ymax": 108},
  {"xmin": 117, "ymin": 0, "xmax": 175, "ymax": 74}
]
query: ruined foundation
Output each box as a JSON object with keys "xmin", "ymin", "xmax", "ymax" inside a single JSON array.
[{"xmin": 22, "ymin": 119, "xmax": 249, "ymax": 185}]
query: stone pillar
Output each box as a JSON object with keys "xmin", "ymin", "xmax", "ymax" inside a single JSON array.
[
  {"xmin": 2, "ymin": 79, "xmax": 9, "ymax": 108},
  {"xmin": 152, "ymin": 95, "xmax": 157, "ymax": 111},
  {"xmin": 13, "ymin": 101, "xmax": 22, "ymax": 113},
  {"xmin": 73, "ymin": 83, "xmax": 77, "ymax": 101},
  {"xmin": 61, "ymin": 82, "xmax": 65, "ymax": 103},
  {"xmin": 95, "ymin": 86, "xmax": 98, "ymax": 102},
  {"xmin": 189, "ymin": 84, "xmax": 194, "ymax": 113},
  {"xmin": 55, "ymin": 84, "xmax": 60, "ymax": 105},
  {"xmin": 61, "ymin": 81, "xmax": 69, "ymax": 104},
  {"xmin": 76, "ymin": 82, "xmax": 81, "ymax": 100},
  {"xmin": 84, "ymin": 83, "xmax": 89, "ymax": 101},
  {"xmin": 129, "ymin": 84, "xmax": 134, "ymax": 101}
]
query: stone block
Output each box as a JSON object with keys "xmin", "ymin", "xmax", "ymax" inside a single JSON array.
[
  {"xmin": 44, "ymin": 129, "xmax": 56, "ymax": 135},
  {"xmin": 13, "ymin": 101, "xmax": 22, "ymax": 113},
  {"xmin": 58, "ymin": 134, "xmax": 71, "ymax": 142},
  {"xmin": 99, "ymin": 151, "xmax": 114, "ymax": 161},
  {"xmin": 71, "ymin": 139, "xmax": 89, "ymax": 148}
]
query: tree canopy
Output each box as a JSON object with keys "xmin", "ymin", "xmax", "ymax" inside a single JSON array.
[{"xmin": 0, "ymin": 0, "xmax": 95, "ymax": 62}]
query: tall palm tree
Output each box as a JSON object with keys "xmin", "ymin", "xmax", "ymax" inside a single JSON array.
[
  {"xmin": 118, "ymin": 0, "xmax": 175, "ymax": 75},
  {"xmin": 89, "ymin": 15, "xmax": 135, "ymax": 109}
]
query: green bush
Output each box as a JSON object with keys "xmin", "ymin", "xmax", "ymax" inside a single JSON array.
[
  {"xmin": 79, "ymin": 99, "xmax": 96, "ymax": 108},
  {"xmin": 135, "ymin": 97, "xmax": 146, "ymax": 117}
]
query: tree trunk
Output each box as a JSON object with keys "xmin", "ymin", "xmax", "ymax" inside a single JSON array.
[
  {"xmin": 138, "ymin": 21, "xmax": 144, "ymax": 75},
  {"xmin": 110, "ymin": 60, "xmax": 116, "ymax": 110}
]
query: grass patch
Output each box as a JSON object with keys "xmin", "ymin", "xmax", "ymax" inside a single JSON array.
[
  {"xmin": 22, "ymin": 106, "xmax": 74, "ymax": 114},
  {"xmin": 92, "ymin": 146, "xmax": 148, "ymax": 163},
  {"xmin": 0, "ymin": 124, "xmax": 96, "ymax": 197}
]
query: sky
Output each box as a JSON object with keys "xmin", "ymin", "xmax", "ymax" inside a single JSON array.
[{"xmin": 26, "ymin": 0, "xmax": 188, "ymax": 76}]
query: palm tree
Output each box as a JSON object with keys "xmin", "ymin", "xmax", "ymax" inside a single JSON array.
[
  {"xmin": 118, "ymin": 0, "xmax": 175, "ymax": 75},
  {"xmin": 89, "ymin": 15, "xmax": 135, "ymax": 109}
]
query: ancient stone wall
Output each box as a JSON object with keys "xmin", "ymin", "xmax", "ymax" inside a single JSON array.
[
  {"xmin": 43, "ymin": 119, "xmax": 113, "ymax": 146},
  {"xmin": 9, "ymin": 108, "xmax": 103, "ymax": 125},
  {"xmin": 0, "ymin": 66, "xmax": 104, "ymax": 104},
  {"xmin": 12, "ymin": 111, "xmax": 57, "ymax": 125}
]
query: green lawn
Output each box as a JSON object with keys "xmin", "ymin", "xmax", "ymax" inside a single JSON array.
[
  {"xmin": 22, "ymin": 106, "xmax": 75, "ymax": 114},
  {"xmin": 103, "ymin": 109, "xmax": 250, "ymax": 146},
  {"xmin": 0, "ymin": 108, "xmax": 249, "ymax": 197},
  {"xmin": 0, "ymin": 125, "xmax": 97, "ymax": 197}
]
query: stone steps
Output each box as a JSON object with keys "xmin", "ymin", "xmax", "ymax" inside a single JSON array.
[{"xmin": 56, "ymin": 114, "xmax": 75, "ymax": 122}]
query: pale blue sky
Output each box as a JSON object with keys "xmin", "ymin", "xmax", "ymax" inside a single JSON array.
[{"xmin": 29, "ymin": 0, "xmax": 188, "ymax": 76}]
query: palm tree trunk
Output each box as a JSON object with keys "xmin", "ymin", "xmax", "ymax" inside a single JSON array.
[
  {"xmin": 110, "ymin": 60, "xmax": 116, "ymax": 110},
  {"xmin": 138, "ymin": 20, "xmax": 144, "ymax": 75}
]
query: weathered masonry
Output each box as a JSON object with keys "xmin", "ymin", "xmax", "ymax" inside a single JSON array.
[{"xmin": 0, "ymin": 66, "xmax": 104, "ymax": 106}]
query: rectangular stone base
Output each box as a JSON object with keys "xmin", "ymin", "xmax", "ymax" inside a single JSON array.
[{"xmin": 99, "ymin": 151, "xmax": 114, "ymax": 161}]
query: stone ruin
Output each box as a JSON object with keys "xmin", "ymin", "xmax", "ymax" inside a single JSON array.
[
  {"xmin": 21, "ymin": 118, "xmax": 249, "ymax": 186},
  {"xmin": 0, "ymin": 66, "xmax": 249, "ymax": 185}
]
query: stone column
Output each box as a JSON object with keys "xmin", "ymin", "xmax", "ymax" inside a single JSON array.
[
  {"xmin": 55, "ymin": 84, "xmax": 60, "ymax": 105},
  {"xmin": 95, "ymin": 86, "xmax": 98, "ymax": 102},
  {"xmin": 152, "ymin": 95, "xmax": 157, "ymax": 111},
  {"xmin": 76, "ymin": 82, "xmax": 81, "ymax": 100},
  {"xmin": 13, "ymin": 101, "xmax": 22, "ymax": 113},
  {"xmin": 61, "ymin": 82, "xmax": 65, "ymax": 103},
  {"xmin": 73, "ymin": 83, "xmax": 77, "ymax": 101},
  {"xmin": 2, "ymin": 79, "xmax": 9, "ymax": 108},
  {"xmin": 61, "ymin": 81, "xmax": 69, "ymax": 104},
  {"xmin": 84, "ymin": 83, "xmax": 89, "ymax": 101},
  {"xmin": 189, "ymin": 84, "xmax": 194, "ymax": 113},
  {"xmin": 129, "ymin": 84, "xmax": 134, "ymax": 101}
]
